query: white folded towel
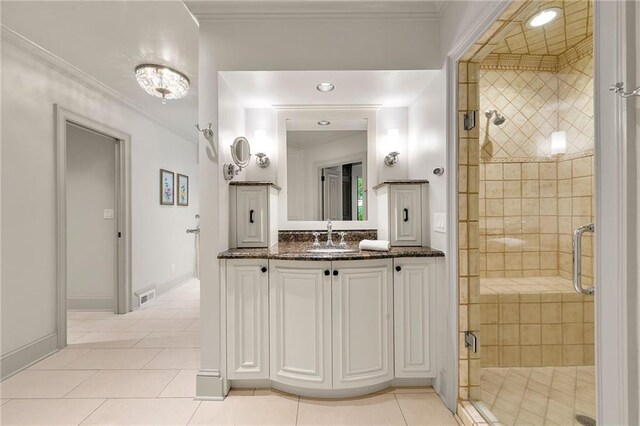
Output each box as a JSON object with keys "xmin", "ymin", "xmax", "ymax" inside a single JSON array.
[{"xmin": 359, "ymin": 239, "xmax": 391, "ymax": 252}]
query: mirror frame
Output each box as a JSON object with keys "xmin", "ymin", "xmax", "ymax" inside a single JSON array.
[
  {"xmin": 230, "ymin": 136, "xmax": 251, "ymax": 168},
  {"xmin": 277, "ymin": 107, "xmax": 378, "ymax": 230}
]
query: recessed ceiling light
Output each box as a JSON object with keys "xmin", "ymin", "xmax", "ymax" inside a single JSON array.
[
  {"xmin": 527, "ymin": 7, "xmax": 561, "ymax": 28},
  {"xmin": 317, "ymin": 120, "xmax": 331, "ymax": 126},
  {"xmin": 316, "ymin": 82, "xmax": 335, "ymax": 92}
]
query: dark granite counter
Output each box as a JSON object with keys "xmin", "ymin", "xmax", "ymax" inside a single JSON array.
[{"xmin": 218, "ymin": 242, "xmax": 444, "ymax": 261}]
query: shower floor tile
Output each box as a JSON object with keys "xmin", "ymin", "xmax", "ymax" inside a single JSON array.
[{"xmin": 480, "ymin": 366, "xmax": 595, "ymax": 426}]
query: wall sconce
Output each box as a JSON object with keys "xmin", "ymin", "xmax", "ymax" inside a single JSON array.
[
  {"xmin": 254, "ymin": 129, "xmax": 270, "ymax": 168},
  {"xmin": 551, "ymin": 131, "xmax": 566, "ymax": 157},
  {"xmin": 384, "ymin": 129, "xmax": 400, "ymax": 167}
]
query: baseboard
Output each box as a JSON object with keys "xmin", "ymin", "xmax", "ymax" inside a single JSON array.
[
  {"xmin": 132, "ymin": 271, "xmax": 194, "ymax": 309},
  {"xmin": 67, "ymin": 296, "xmax": 115, "ymax": 310},
  {"xmin": 1, "ymin": 333, "xmax": 58, "ymax": 380}
]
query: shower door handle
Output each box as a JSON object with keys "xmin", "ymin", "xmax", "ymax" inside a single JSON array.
[{"xmin": 572, "ymin": 223, "xmax": 595, "ymax": 295}]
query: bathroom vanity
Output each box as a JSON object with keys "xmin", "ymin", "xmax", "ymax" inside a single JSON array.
[{"xmin": 218, "ymin": 238, "xmax": 444, "ymax": 398}]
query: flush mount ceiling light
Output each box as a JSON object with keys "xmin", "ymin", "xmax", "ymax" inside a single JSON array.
[
  {"xmin": 317, "ymin": 120, "xmax": 331, "ymax": 126},
  {"xmin": 135, "ymin": 64, "xmax": 190, "ymax": 103},
  {"xmin": 316, "ymin": 82, "xmax": 335, "ymax": 92},
  {"xmin": 527, "ymin": 7, "xmax": 561, "ymax": 28}
]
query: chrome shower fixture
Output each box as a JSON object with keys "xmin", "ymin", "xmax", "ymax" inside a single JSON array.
[{"xmin": 485, "ymin": 109, "xmax": 506, "ymax": 126}]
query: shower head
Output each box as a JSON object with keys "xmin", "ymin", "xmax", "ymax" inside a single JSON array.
[{"xmin": 485, "ymin": 109, "xmax": 506, "ymax": 126}]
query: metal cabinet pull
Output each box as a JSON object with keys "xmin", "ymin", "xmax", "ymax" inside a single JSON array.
[
  {"xmin": 324, "ymin": 270, "xmax": 330, "ymax": 276},
  {"xmin": 572, "ymin": 223, "xmax": 595, "ymax": 295},
  {"xmin": 260, "ymin": 266, "xmax": 267, "ymax": 273},
  {"xmin": 403, "ymin": 208, "xmax": 409, "ymax": 222},
  {"xmin": 333, "ymin": 270, "xmax": 339, "ymax": 276},
  {"xmin": 249, "ymin": 209, "xmax": 255, "ymax": 223},
  {"xmin": 395, "ymin": 266, "xmax": 402, "ymax": 272}
]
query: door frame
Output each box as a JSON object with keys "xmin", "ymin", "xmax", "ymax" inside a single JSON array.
[
  {"xmin": 444, "ymin": 1, "xmax": 633, "ymax": 424},
  {"xmin": 54, "ymin": 105, "xmax": 132, "ymax": 348}
]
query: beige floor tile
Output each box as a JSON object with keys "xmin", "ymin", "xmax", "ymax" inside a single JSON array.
[
  {"xmin": 67, "ymin": 332, "xmax": 88, "ymax": 343},
  {"xmin": 125, "ymin": 308, "xmax": 181, "ymax": 319},
  {"xmin": 68, "ymin": 318, "xmax": 140, "ymax": 332},
  {"xmin": 81, "ymin": 398, "xmax": 200, "ymax": 425},
  {"xmin": 125, "ymin": 318, "xmax": 195, "ymax": 332},
  {"xmin": 396, "ymin": 393, "xmax": 457, "ymax": 425},
  {"xmin": 297, "ymin": 393, "xmax": 405, "ymax": 425},
  {"xmin": 64, "ymin": 369, "xmax": 178, "ymax": 398},
  {"xmin": 0, "ymin": 370, "xmax": 96, "ymax": 398},
  {"xmin": 159, "ymin": 370, "xmax": 198, "ymax": 398},
  {"xmin": 0, "ymin": 398, "xmax": 105, "ymax": 426},
  {"xmin": 186, "ymin": 319, "xmax": 200, "ymax": 332},
  {"xmin": 64, "ymin": 348, "xmax": 162, "ymax": 369},
  {"xmin": 227, "ymin": 387, "xmax": 255, "ymax": 396},
  {"xmin": 173, "ymin": 309, "xmax": 200, "ymax": 319},
  {"xmin": 144, "ymin": 348, "xmax": 201, "ymax": 369},
  {"xmin": 67, "ymin": 311, "xmax": 116, "ymax": 320},
  {"xmin": 134, "ymin": 331, "xmax": 200, "ymax": 348},
  {"xmin": 68, "ymin": 332, "xmax": 150, "ymax": 348},
  {"xmin": 1, "ymin": 398, "xmax": 11, "ymax": 405},
  {"xmin": 190, "ymin": 395, "xmax": 299, "ymax": 425},
  {"xmin": 28, "ymin": 348, "xmax": 92, "ymax": 370}
]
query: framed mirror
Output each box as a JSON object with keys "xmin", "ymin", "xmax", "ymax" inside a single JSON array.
[{"xmin": 277, "ymin": 108, "xmax": 377, "ymax": 230}]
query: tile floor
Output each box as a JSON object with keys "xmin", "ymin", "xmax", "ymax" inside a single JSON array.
[
  {"xmin": 480, "ymin": 366, "xmax": 596, "ymax": 426},
  {"xmin": 0, "ymin": 279, "xmax": 457, "ymax": 425}
]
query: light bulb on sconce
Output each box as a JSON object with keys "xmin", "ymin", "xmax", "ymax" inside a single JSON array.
[
  {"xmin": 384, "ymin": 129, "xmax": 400, "ymax": 167},
  {"xmin": 551, "ymin": 131, "xmax": 566, "ymax": 157},
  {"xmin": 254, "ymin": 129, "xmax": 270, "ymax": 168}
]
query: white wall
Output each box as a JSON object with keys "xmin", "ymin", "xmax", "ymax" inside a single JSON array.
[
  {"xmin": 1, "ymin": 40, "xmax": 199, "ymax": 364},
  {"xmin": 198, "ymin": 20, "xmax": 441, "ymax": 72},
  {"xmin": 218, "ymin": 76, "xmax": 247, "ymax": 250},
  {"xmin": 66, "ymin": 124, "xmax": 117, "ymax": 309},
  {"xmin": 377, "ymin": 107, "xmax": 409, "ymax": 182},
  {"xmin": 409, "ymin": 69, "xmax": 447, "ymax": 251},
  {"xmin": 245, "ymin": 108, "xmax": 278, "ymax": 183}
]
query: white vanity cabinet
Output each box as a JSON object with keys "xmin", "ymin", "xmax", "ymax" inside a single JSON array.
[
  {"xmin": 226, "ymin": 259, "xmax": 270, "ymax": 379},
  {"xmin": 269, "ymin": 260, "xmax": 333, "ymax": 389},
  {"xmin": 375, "ymin": 181, "xmax": 429, "ymax": 247},
  {"xmin": 230, "ymin": 183, "xmax": 279, "ymax": 248},
  {"xmin": 393, "ymin": 257, "xmax": 438, "ymax": 378},
  {"xmin": 332, "ymin": 259, "xmax": 394, "ymax": 388}
]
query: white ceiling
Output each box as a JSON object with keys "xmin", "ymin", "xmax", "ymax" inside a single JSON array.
[
  {"xmin": 1, "ymin": 1, "xmax": 198, "ymax": 140},
  {"xmin": 220, "ymin": 70, "xmax": 439, "ymax": 108}
]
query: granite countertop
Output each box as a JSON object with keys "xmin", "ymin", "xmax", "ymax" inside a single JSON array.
[{"xmin": 218, "ymin": 241, "xmax": 444, "ymax": 261}]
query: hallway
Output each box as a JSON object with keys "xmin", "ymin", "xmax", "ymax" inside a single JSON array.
[{"xmin": 0, "ymin": 280, "xmax": 456, "ymax": 425}]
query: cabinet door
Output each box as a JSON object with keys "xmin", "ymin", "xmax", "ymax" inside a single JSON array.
[
  {"xmin": 393, "ymin": 258, "xmax": 436, "ymax": 378},
  {"xmin": 332, "ymin": 259, "xmax": 393, "ymax": 388},
  {"xmin": 390, "ymin": 185, "xmax": 422, "ymax": 246},
  {"xmin": 226, "ymin": 260, "xmax": 269, "ymax": 379},
  {"xmin": 236, "ymin": 186, "xmax": 268, "ymax": 248},
  {"xmin": 270, "ymin": 260, "xmax": 332, "ymax": 389}
]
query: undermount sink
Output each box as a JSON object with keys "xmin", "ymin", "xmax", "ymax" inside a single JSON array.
[{"xmin": 306, "ymin": 247, "xmax": 356, "ymax": 254}]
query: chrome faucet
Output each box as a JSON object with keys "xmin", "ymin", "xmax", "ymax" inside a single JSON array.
[{"xmin": 325, "ymin": 220, "xmax": 334, "ymax": 247}]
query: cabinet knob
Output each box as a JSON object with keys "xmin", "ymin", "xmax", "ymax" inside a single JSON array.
[
  {"xmin": 324, "ymin": 270, "xmax": 330, "ymax": 276},
  {"xmin": 261, "ymin": 266, "xmax": 267, "ymax": 273},
  {"xmin": 249, "ymin": 209, "xmax": 255, "ymax": 224},
  {"xmin": 333, "ymin": 270, "xmax": 339, "ymax": 276},
  {"xmin": 395, "ymin": 266, "xmax": 402, "ymax": 272}
]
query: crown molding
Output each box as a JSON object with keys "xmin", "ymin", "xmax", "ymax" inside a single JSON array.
[{"xmin": 1, "ymin": 25, "xmax": 196, "ymax": 144}]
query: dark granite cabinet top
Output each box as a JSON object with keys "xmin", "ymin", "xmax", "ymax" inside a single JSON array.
[{"xmin": 218, "ymin": 242, "xmax": 444, "ymax": 261}]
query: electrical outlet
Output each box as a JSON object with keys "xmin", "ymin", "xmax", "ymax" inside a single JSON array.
[{"xmin": 433, "ymin": 212, "xmax": 446, "ymax": 234}]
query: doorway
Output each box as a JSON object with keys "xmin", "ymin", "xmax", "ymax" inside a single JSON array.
[{"xmin": 55, "ymin": 105, "xmax": 131, "ymax": 349}]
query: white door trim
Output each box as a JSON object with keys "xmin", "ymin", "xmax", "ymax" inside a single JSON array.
[
  {"xmin": 593, "ymin": 1, "xmax": 631, "ymax": 424},
  {"xmin": 444, "ymin": 1, "xmax": 632, "ymax": 424},
  {"xmin": 54, "ymin": 105, "xmax": 132, "ymax": 348}
]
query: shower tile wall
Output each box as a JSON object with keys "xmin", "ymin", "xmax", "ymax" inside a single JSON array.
[{"xmin": 478, "ymin": 52, "xmax": 594, "ymax": 280}]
